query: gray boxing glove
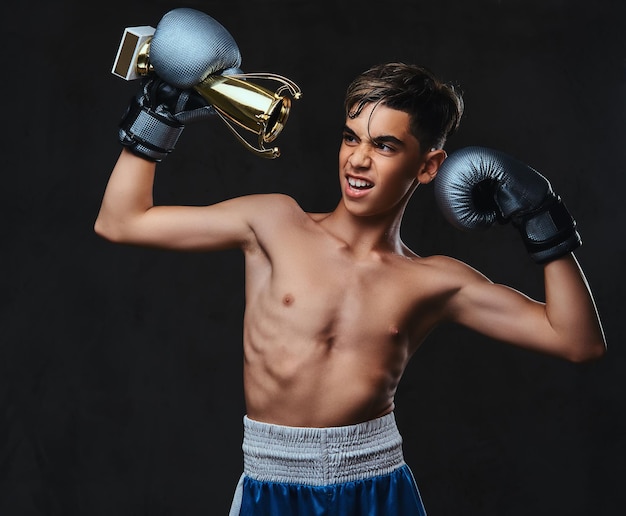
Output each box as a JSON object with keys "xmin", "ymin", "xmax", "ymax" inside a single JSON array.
[
  {"xmin": 434, "ymin": 146, "xmax": 581, "ymax": 264},
  {"xmin": 118, "ymin": 76, "xmax": 217, "ymax": 162},
  {"xmin": 118, "ymin": 8, "xmax": 245, "ymax": 162}
]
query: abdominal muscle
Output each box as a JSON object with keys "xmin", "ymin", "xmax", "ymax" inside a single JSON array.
[
  {"xmin": 241, "ymin": 286, "xmax": 412, "ymax": 428},
  {"xmin": 243, "ymin": 343, "xmax": 401, "ymax": 428}
]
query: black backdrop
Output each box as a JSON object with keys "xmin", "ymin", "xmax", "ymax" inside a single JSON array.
[{"xmin": 2, "ymin": 1, "xmax": 625, "ymax": 514}]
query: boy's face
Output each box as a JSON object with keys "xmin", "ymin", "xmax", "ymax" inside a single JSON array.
[{"xmin": 338, "ymin": 102, "xmax": 430, "ymax": 218}]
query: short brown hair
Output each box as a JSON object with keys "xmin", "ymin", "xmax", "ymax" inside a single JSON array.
[{"xmin": 345, "ymin": 62, "xmax": 464, "ymax": 151}]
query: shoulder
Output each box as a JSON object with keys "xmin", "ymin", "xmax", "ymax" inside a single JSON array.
[
  {"xmin": 239, "ymin": 192, "xmax": 300, "ymax": 210},
  {"xmin": 236, "ymin": 193, "xmax": 308, "ymax": 224},
  {"xmin": 391, "ymin": 254, "xmax": 495, "ymax": 324},
  {"xmin": 240, "ymin": 193, "xmax": 314, "ymax": 243},
  {"xmin": 419, "ymin": 254, "xmax": 481, "ymax": 274},
  {"xmin": 406, "ymin": 253, "xmax": 492, "ymax": 290}
]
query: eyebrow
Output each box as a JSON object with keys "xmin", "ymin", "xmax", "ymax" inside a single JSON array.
[{"xmin": 342, "ymin": 125, "xmax": 405, "ymax": 147}]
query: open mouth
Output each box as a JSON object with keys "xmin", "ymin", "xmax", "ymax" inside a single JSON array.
[{"xmin": 347, "ymin": 176, "xmax": 374, "ymax": 190}]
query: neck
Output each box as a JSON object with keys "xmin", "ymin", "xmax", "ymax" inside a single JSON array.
[{"xmin": 321, "ymin": 200, "xmax": 409, "ymax": 257}]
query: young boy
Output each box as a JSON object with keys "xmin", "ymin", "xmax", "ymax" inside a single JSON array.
[{"xmin": 95, "ymin": 62, "xmax": 606, "ymax": 515}]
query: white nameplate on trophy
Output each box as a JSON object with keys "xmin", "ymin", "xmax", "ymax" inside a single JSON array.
[{"xmin": 112, "ymin": 26, "xmax": 155, "ymax": 81}]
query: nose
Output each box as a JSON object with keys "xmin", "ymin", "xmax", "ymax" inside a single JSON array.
[{"xmin": 348, "ymin": 143, "xmax": 372, "ymax": 169}]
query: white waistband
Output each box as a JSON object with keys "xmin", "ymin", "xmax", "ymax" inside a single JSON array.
[{"xmin": 241, "ymin": 413, "xmax": 405, "ymax": 485}]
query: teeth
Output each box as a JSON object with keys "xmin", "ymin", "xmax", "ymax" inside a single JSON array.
[{"xmin": 348, "ymin": 177, "xmax": 373, "ymax": 189}]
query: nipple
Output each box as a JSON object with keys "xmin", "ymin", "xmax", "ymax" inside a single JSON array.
[{"xmin": 283, "ymin": 294, "xmax": 295, "ymax": 306}]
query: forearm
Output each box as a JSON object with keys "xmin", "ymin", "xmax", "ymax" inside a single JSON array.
[
  {"xmin": 94, "ymin": 149, "xmax": 157, "ymax": 242},
  {"xmin": 543, "ymin": 254, "xmax": 606, "ymax": 361}
]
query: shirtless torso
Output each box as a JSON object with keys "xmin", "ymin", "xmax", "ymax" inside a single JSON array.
[{"xmin": 241, "ymin": 195, "xmax": 453, "ymax": 427}]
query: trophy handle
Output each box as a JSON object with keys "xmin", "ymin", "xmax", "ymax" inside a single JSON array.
[{"xmin": 196, "ymin": 73, "xmax": 302, "ymax": 159}]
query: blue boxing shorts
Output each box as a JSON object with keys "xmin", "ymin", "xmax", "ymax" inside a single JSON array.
[{"xmin": 229, "ymin": 412, "xmax": 427, "ymax": 515}]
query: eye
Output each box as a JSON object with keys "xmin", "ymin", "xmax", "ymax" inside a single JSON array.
[
  {"xmin": 342, "ymin": 132, "xmax": 358, "ymax": 145},
  {"xmin": 373, "ymin": 140, "xmax": 395, "ymax": 153}
]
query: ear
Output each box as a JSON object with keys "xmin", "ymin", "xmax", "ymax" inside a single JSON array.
[{"xmin": 417, "ymin": 149, "xmax": 447, "ymax": 184}]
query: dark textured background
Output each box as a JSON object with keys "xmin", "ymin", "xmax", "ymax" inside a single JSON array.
[{"xmin": 2, "ymin": 0, "xmax": 625, "ymax": 514}]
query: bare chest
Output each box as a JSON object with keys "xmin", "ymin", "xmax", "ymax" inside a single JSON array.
[{"xmin": 245, "ymin": 236, "xmax": 431, "ymax": 350}]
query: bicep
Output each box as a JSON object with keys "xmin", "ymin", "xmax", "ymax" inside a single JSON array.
[
  {"xmin": 107, "ymin": 195, "xmax": 262, "ymax": 251},
  {"xmin": 445, "ymin": 268, "xmax": 560, "ymax": 354}
]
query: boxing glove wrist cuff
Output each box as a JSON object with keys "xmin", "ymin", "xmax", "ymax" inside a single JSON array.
[
  {"xmin": 514, "ymin": 196, "xmax": 582, "ymax": 264},
  {"xmin": 119, "ymin": 98, "xmax": 185, "ymax": 162}
]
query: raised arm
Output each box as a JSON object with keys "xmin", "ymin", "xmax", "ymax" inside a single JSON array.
[
  {"xmin": 95, "ymin": 76, "xmax": 259, "ymax": 251},
  {"xmin": 95, "ymin": 148, "xmax": 260, "ymax": 251},
  {"xmin": 443, "ymin": 254, "xmax": 605, "ymax": 362},
  {"xmin": 435, "ymin": 147, "xmax": 606, "ymax": 361}
]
